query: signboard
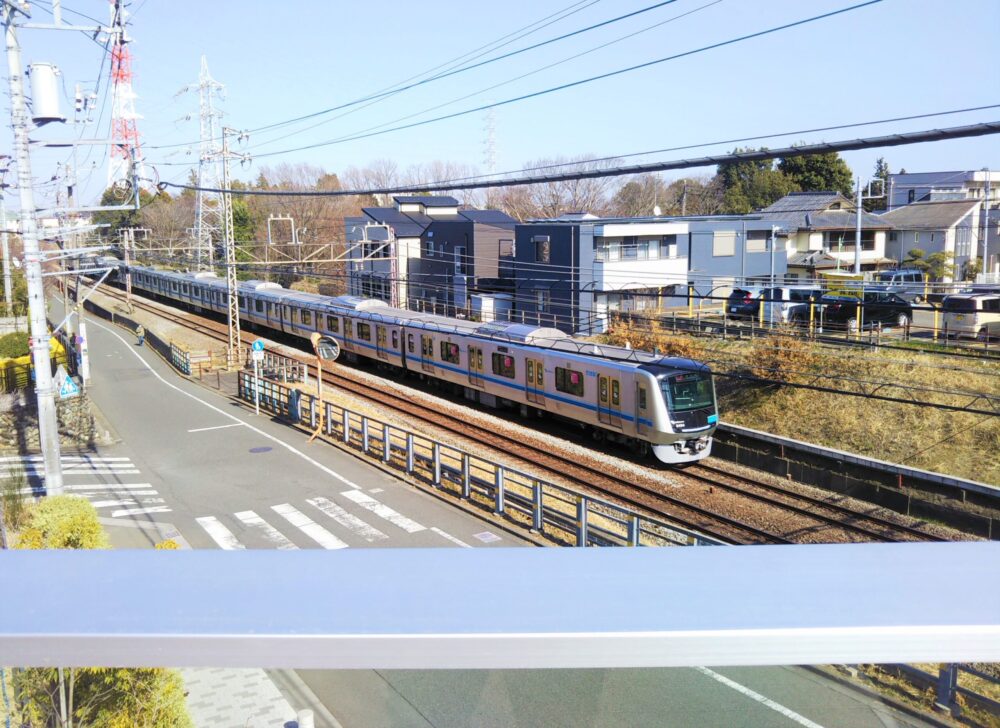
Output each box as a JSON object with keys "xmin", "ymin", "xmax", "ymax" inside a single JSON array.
[
  {"xmin": 251, "ymin": 349, "xmax": 265, "ymax": 363},
  {"xmin": 252, "ymin": 339, "xmax": 265, "ymax": 352},
  {"xmin": 57, "ymin": 363, "xmax": 80, "ymax": 399}
]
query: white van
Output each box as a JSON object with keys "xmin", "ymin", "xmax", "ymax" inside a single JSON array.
[
  {"xmin": 942, "ymin": 294, "xmax": 1000, "ymax": 340},
  {"xmin": 872, "ymin": 269, "xmax": 926, "ymax": 301},
  {"xmin": 761, "ymin": 286, "xmax": 824, "ymax": 325}
]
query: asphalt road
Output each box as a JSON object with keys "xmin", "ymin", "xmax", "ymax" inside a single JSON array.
[{"xmin": 57, "ymin": 303, "xmax": 937, "ymax": 728}]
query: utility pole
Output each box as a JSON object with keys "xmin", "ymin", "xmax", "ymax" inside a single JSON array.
[
  {"xmin": 681, "ymin": 181, "xmax": 688, "ymax": 216},
  {"xmin": 983, "ymin": 168, "xmax": 992, "ymax": 280},
  {"xmin": 853, "ymin": 177, "xmax": 883, "ymax": 275},
  {"xmin": 0, "ymin": 176, "xmax": 13, "ymax": 318},
  {"xmin": 3, "ymin": 2, "xmax": 63, "ymax": 494},
  {"xmin": 221, "ymin": 127, "xmax": 243, "ymax": 368}
]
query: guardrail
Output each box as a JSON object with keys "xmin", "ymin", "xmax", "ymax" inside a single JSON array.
[
  {"xmin": 882, "ymin": 663, "xmax": 1000, "ymax": 720},
  {"xmin": 237, "ymin": 371, "xmax": 719, "ymax": 548}
]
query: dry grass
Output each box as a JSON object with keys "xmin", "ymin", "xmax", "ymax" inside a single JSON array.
[{"xmin": 604, "ymin": 322, "xmax": 1000, "ymax": 485}]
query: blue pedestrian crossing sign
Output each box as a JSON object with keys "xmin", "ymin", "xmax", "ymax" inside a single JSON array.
[
  {"xmin": 252, "ymin": 339, "xmax": 265, "ymax": 352},
  {"xmin": 59, "ymin": 374, "xmax": 80, "ymax": 399}
]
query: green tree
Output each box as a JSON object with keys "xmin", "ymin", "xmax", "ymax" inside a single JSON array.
[
  {"xmin": 717, "ymin": 149, "xmax": 798, "ymax": 214},
  {"xmin": 963, "ymin": 258, "xmax": 982, "ymax": 281},
  {"xmin": 609, "ymin": 174, "xmax": 671, "ymax": 217},
  {"xmin": 91, "ymin": 186, "xmax": 157, "ymax": 240},
  {"xmin": 777, "ymin": 152, "xmax": 853, "ymax": 196},
  {"xmin": 903, "ymin": 248, "xmax": 955, "ymax": 280}
]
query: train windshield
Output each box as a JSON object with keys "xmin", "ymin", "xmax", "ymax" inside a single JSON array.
[{"xmin": 663, "ymin": 372, "xmax": 714, "ymax": 412}]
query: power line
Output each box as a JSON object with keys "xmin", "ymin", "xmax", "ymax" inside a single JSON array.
[
  {"xmin": 241, "ymin": 0, "xmax": 885, "ymax": 161},
  {"xmin": 159, "ymin": 120, "xmax": 1000, "ymax": 197}
]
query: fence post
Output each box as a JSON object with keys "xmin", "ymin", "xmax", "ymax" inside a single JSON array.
[
  {"xmin": 432, "ymin": 442, "xmax": 441, "ymax": 486},
  {"xmin": 934, "ymin": 663, "xmax": 958, "ymax": 714},
  {"xmin": 627, "ymin": 514, "xmax": 640, "ymax": 547},
  {"xmin": 383, "ymin": 424, "xmax": 392, "ymax": 463},
  {"xmin": 342, "ymin": 410, "xmax": 350, "ymax": 444},
  {"xmin": 576, "ymin": 496, "xmax": 588, "ymax": 547},
  {"xmin": 325, "ymin": 403, "xmax": 333, "ymax": 436},
  {"xmin": 461, "ymin": 455, "xmax": 471, "ymax": 499},
  {"xmin": 361, "ymin": 417, "xmax": 370, "ymax": 453},
  {"xmin": 406, "ymin": 433, "xmax": 415, "ymax": 473},
  {"xmin": 531, "ymin": 480, "xmax": 543, "ymax": 533},
  {"xmin": 493, "ymin": 465, "xmax": 505, "ymax": 515}
]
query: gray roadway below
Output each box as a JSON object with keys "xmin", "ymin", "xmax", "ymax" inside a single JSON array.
[{"xmin": 60, "ymin": 301, "xmax": 936, "ymax": 728}]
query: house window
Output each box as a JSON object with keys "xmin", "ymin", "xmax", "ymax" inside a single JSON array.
[
  {"xmin": 492, "ymin": 352, "xmax": 516, "ymax": 378},
  {"xmin": 299, "ymin": 309, "xmax": 312, "ymax": 326},
  {"xmin": 712, "ymin": 232, "xmax": 736, "ymax": 257},
  {"xmin": 357, "ymin": 323, "xmax": 371, "ymax": 339},
  {"xmin": 326, "ymin": 315, "xmax": 340, "ymax": 333},
  {"xmin": 746, "ymin": 230, "xmax": 768, "ymax": 253},
  {"xmin": 889, "ymin": 232, "xmax": 898, "ymax": 242},
  {"xmin": 440, "ymin": 341, "xmax": 460, "ymax": 364},
  {"xmin": 533, "ymin": 235, "xmax": 550, "ymax": 263},
  {"xmin": 499, "ymin": 238, "xmax": 514, "ymax": 257},
  {"xmin": 555, "ymin": 367, "xmax": 584, "ymax": 397},
  {"xmin": 536, "ymin": 290, "xmax": 550, "ymax": 313},
  {"xmin": 913, "ymin": 232, "xmax": 920, "ymax": 244},
  {"xmin": 659, "ymin": 235, "xmax": 677, "ymax": 258},
  {"xmin": 908, "ymin": 189, "xmax": 916, "ymax": 203},
  {"xmin": 824, "ymin": 230, "xmax": 876, "ymax": 251}
]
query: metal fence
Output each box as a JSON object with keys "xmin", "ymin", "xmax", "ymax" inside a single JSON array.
[
  {"xmin": 237, "ymin": 371, "xmax": 719, "ymax": 548},
  {"xmin": 882, "ymin": 662, "xmax": 1000, "ymax": 719}
]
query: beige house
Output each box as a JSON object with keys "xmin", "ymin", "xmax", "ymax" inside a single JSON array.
[
  {"xmin": 880, "ymin": 200, "xmax": 979, "ymax": 282},
  {"xmin": 756, "ymin": 192, "xmax": 894, "ymax": 279}
]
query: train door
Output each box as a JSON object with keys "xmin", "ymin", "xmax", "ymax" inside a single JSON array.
[
  {"xmin": 420, "ymin": 335, "xmax": 434, "ymax": 373},
  {"xmin": 375, "ymin": 325, "xmax": 388, "ymax": 360},
  {"xmin": 598, "ymin": 375, "xmax": 622, "ymax": 428},
  {"xmin": 468, "ymin": 345, "xmax": 484, "ymax": 387},
  {"xmin": 636, "ymin": 382, "xmax": 649, "ymax": 436},
  {"xmin": 526, "ymin": 358, "xmax": 545, "ymax": 405},
  {"xmin": 343, "ymin": 319, "xmax": 354, "ymax": 351}
]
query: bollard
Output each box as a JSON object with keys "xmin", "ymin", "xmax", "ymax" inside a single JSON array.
[
  {"xmin": 325, "ymin": 403, "xmax": 333, "ymax": 436},
  {"xmin": 627, "ymin": 514, "xmax": 640, "ymax": 547},
  {"xmin": 531, "ymin": 480, "xmax": 543, "ymax": 533},
  {"xmin": 362, "ymin": 418, "xmax": 370, "ymax": 453},
  {"xmin": 342, "ymin": 410, "xmax": 350, "ymax": 444},
  {"xmin": 576, "ymin": 496, "xmax": 588, "ymax": 547},
  {"xmin": 493, "ymin": 465, "xmax": 505, "ymax": 514},
  {"xmin": 432, "ymin": 442, "xmax": 441, "ymax": 486},
  {"xmin": 297, "ymin": 709, "xmax": 315, "ymax": 728},
  {"xmin": 461, "ymin": 455, "xmax": 471, "ymax": 499},
  {"xmin": 383, "ymin": 424, "xmax": 392, "ymax": 463},
  {"xmin": 406, "ymin": 433, "xmax": 415, "ymax": 473}
]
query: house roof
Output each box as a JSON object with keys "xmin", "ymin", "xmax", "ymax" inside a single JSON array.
[
  {"xmin": 458, "ymin": 209, "xmax": 516, "ymax": 226},
  {"xmin": 787, "ymin": 250, "xmax": 841, "ymax": 269},
  {"xmin": 361, "ymin": 207, "xmax": 427, "ymax": 238},
  {"xmin": 392, "ymin": 195, "xmax": 459, "ymax": 207},
  {"xmin": 758, "ymin": 192, "xmax": 890, "ymax": 230},
  {"xmin": 878, "ymin": 199, "xmax": 979, "ymax": 230}
]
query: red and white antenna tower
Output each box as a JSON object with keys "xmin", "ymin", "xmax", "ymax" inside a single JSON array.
[{"xmin": 107, "ymin": 0, "xmax": 145, "ymax": 189}]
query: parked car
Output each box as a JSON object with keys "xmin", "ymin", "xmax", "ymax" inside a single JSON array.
[
  {"xmin": 761, "ymin": 286, "xmax": 824, "ymax": 326},
  {"xmin": 726, "ymin": 288, "xmax": 763, "ymax": 319},
  {"xmin": 942, "ymin": 294, "xmax": 1000, "ymax": 340},
  {"xmin": 871, "ymin": 269, "xmax": 927, "ymax": 301},
  {"xmin": 819, "ymin": 291, "xmax": 913, "ymax": 333}
]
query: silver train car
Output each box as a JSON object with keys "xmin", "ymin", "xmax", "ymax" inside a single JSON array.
[{"xmin": 123, "ymin": 265, "xmax": 718, "ymax": 464}]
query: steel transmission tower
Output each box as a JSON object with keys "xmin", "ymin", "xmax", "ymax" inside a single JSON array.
[
  {"xmin": 483, "ymin": 107, "xmax": 497, "ymax": 207},
  {"xmin": 192, "ymin": 56, "xmax": 224, "ymax": 269},
  {"xmin": 107, "ymin": 0, "xmax": 144, "ymax": 189}
]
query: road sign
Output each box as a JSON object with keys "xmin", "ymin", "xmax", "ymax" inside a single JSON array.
[
  {"xmin": 252, "ymin": 339, "xmax": 265, "ymax": 352},
  {"xmin": 252, "ymin": 349, "xmax": 265, "ymax": 363},
  {"xmin": 59, "ymin": 375, "xmax": 80, "ymax": 399}
]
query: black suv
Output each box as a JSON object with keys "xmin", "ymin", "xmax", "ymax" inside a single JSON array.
[
  {"xmin": 820, "ymin": 292, "xmax": 912, "ymax": 332},
  {"xmin": 726, "ymin": 288, "xmax": 762, "ymax": 319}
]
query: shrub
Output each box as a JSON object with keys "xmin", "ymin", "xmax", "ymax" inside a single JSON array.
[
  {"xmin": 747, "ymin": 328, "xmax": 818, "ymax": 383},
  {"xmin": 0, "ymin": 331, "xmax": 29, "ymax": 359},
  {"xmin": 15, "ymin": 496, "xmax": 110, "ymax": 549},
  {"xmin": 154, "ymin": 538, "xmax": 180, "ymax": 550}
]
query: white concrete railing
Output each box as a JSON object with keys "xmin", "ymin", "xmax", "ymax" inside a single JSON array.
[{"xmin": 1, "ymin": 541, "xmax": 998, "ymax": 669}]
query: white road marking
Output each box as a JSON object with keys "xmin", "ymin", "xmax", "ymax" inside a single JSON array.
[
  {"xmin": 187, "ymin": 423, "xmax": 245, "ymax": 433},
  {"xmin": 307, "ymin": 497, "xmax": 387, "ymax": 542},
  {"xmin": 17, "ymin": 482, "xmax": 156, "ymax": 494},
  {"xmin": 88, "ymin": 499, "xmax": 138, "ymax": 508},
  {"xmin": 694, "ymin": 667, "xmax": 826, "ymax": 728},
  {"xmin": 272, "ymin": 504, "xmax": 348, "ymax": 549},
  {"xmin": 473, "ymin": 531, "xmax": 502, "ymax": 543},
  {"xmin": 110, "ymin": 505, "xmax": 172, "ymax": 518},
  {"xmin": 234, "ymin": 510, "xmax": 298, "ymax": 550},
  {"xmin": 196, "ymin": 516, "xmax": 246, "ymax": 550},
  {"xmin": 0, "ymin": 455, "xmax": 132, "ymax": 462},
  {"xmin": 339, "ymin": 490, "xmax": 426, "ymax": 533},
  {"xmin": 430, "ymin": 527, "xmax": 471, "ymax": 547},
  {"xmin": 74, "ymin": 490, "xmax": 158, "ymax": 498},
  {"xmin": 89, "ymin": 318, "xmax": 366, "ymax": 490}
]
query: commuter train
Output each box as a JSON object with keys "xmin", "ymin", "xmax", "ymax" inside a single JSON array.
[{"xmin": 100, "ymin": 260, "xmax": 719, "ymax": 464}]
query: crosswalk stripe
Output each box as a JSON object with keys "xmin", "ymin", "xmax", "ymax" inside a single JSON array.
[
  {"xmin": 196, "ymin": 516, "xmax": 245, "ymax": 550},
  {"xmin": 430, "ymin": 527, "xmax": 472, "ymax": 548},
  {"xmin": 339, "ymin": 490, "xmax": 426, "ymax": 534},
  {"xmin": 0, "ymin": 455, "xmax": 133, "ymax": 462},
  {"xmin": 111, "ymin": 505, "xmax": 171, "ymax": 517},
  {"xmin": 88, "ymin": 499, "xmax": 138, "ymax": 508},
  {"xmin": 234, "ymin": 511, "xmax": 298, "ymax": 550},
  {"xmin": 271, "ymin": 504, "xmax": 348, "ymax": 549},
  {"xmin": 16, "ymin": 483, "xmax": 156, "ymax": 495},
  {"xmin": 4, "ymin": 468, "xmax": 141, "ymax": 476},
  {"xmin": 74, "ymin": 490, "xmax": 158, "ymax": 498},
  {"xmin": 307, "ymin": 497, "xmax": 387, "ymax": 542}
]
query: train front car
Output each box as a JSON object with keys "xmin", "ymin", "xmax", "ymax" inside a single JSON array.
[{"xmin": 642, "ymin": 358, "xmax": 718, "ymax": 465}]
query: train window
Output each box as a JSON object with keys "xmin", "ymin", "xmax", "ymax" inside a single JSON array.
[
  {"xmin": 299, "ymin": 309, "xmax": 312, "ymax": 326},
  {"xmin": 638, "ymin": 386, "xmax": 647, "ymax": 410},
  {"xmin": 555, "ymin": 367, "xmax": 584, "ymax": 397},
  {"xmin": 440, "ymin": 342, "xmax": 460, "ymax": 364},
  {"xmin": 182, "ymin": 284, "xmax": 189, "ymax": 295},
  {"xmin": 326, "ymin": 315, "xmax": 340, "ymax": 333},
  {"xmin": 358, "ymin": 323, "xmax": 371, "ymax": 340},
  {"xmin": 391, "ymin": 331, "xmax": 399, "ymax": 348},
  {"xmin": 611, "ymin": 380, "xmax": 620, "ymax": 406},
  {"xmin": 171, "ymin": 282, "xmax": 178, "ymax": 292},
  {"xmin": 421, "ymin": 336, "xmax": 433, "ymax": 358},
  {"xmin": 492, "ymin": 353, "xmax": 515, "ymax": 378},
  {"xmin": 407, "ymin": 334, "xmax": 415, "ymax": 353},
  {"xmin": 255, "ymin": 299, "xmax": 264, "ymax": 313}
]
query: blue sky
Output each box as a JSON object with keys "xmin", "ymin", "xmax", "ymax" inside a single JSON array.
[{"xmin": 9, "ymin": 0, "xmax": 1000, "ymax": 206}]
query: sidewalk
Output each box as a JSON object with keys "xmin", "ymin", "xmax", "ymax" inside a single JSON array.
[{"xmin": 181, "ymin": 668, "xmax": 297, "ymax": 728}]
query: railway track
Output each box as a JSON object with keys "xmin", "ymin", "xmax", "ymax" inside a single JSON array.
[{"xmin": 95, "ymin": 286, "xmax": 950, "ymax": 546}]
